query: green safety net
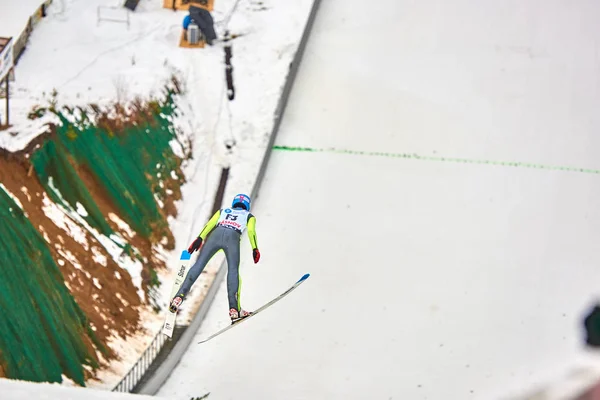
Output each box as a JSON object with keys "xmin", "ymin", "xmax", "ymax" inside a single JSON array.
[
  {"xmin": 0, "ymin": 188, "xmax": 100, "ymax": 385},
  {"xmin": 0, "ymin": 89, "xmax": 183, "ymax": 384},
  {"xmin": 40, "ymin": 91, "xmax": 182, "ymax": 240},
  {"xmin": 30, "ymin": 140, "xmax": 114, "ymax": 237}
]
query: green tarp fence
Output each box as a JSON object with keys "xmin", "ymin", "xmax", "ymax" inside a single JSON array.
[
  {"xmin": 0, "ymin": 187, "xmax": 100, "ymax": 385},
  {"xmin": 0, "ymin": 88, "xmax": 182, "ymax": 384}
]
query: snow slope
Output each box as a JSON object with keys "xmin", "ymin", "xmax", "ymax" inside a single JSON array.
[
  {"xmin": 0, "ymin": 378, "xmax": 170, "ymax": 400},
  {"xmin": 157, "ymin": 0, "xmax": 600, "ymax": 399}
]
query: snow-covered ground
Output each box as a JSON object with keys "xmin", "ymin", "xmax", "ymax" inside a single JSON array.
[
  {"xmin": 1, "ymin": 0, "xmax": 314, "ymax": 390},
  {"xmin": 0, "ymin": 377, "xmax": 170, "ymax": 400},
  {"xmin": 156, "ymin": 0, "xmax": 600, "ymax": 399}
]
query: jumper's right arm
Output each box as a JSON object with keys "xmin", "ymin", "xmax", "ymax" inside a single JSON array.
[
  {"xmin": 188, "ymin": 210, "xmax": 221, "ymax": 253},
  {"xmin": 197, "ymin": 210, "xmax": 221, "ymax": 240}
]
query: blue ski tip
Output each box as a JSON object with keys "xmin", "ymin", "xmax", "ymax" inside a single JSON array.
[
  {"xmin": 180, "ymin": 250, "xmax": 191, "ymax": 260},
  {"xmin": 297, "ymin": 273, "xmax": 310, "ymax": 283}
]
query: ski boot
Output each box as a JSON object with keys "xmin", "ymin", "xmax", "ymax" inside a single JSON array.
[
  {"xmin": 169, "ymin": 294, "xmax": 185, "ymax": 313},
  {"xmin": 229, "ymin": 308, "xmax": 253, "ymax": 324}
]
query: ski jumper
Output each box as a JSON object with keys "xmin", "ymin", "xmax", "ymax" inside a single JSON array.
[{"xmin": 176, "ymin": 207, "xmax": 258, "ymax": 311}]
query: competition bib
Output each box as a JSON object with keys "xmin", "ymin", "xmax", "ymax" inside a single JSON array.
[{"xmin": 217, "ymin": 208, "xmax": 250, "ymax": 233}]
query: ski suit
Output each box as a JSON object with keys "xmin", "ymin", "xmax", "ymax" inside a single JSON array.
[{"xmin": 176, "ymin": 206, "xmax": 258, "ymax": 311}]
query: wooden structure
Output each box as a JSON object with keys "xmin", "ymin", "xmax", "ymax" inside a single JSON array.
[
  {"xmin": 179, "ymin": 30, "xmax": 205, "ymax": 48},
  {"xmin": 163, "ymin": 0, "xmax": 214, "ymax": 12},
  {"xmin": 0, "ymin": 37, "xmax": 14, "ymax": 128},
  {"xmin": 0, "ymin": 37, "xmax": 10, "ymax": 56}
]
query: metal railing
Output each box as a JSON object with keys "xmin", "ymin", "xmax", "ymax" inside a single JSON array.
[
  {"xmin": 112, "ymin": 168, "xmax": 230, "ymax": 393},
  {"xmin": 96, "ymin": 6, "xmax": 131, "ymax": 29},
  {"xmin": 112, "ymin": 330, "xmax": 167, "ymax": 392}
]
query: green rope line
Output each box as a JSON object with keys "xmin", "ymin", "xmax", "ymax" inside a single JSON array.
[{"xmin": 272, "ymin": 145, "xmax": 600, "ymax": 175}]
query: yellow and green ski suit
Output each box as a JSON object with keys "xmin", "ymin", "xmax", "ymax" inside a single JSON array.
[{"xmin": 176, "ymin": 206, "xmax": 258, "ymax": 311}]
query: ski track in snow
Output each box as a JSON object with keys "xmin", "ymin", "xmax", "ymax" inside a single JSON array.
[{"xmin": 157, "ymin": 1, "xmax": 600, "ymax": 400}]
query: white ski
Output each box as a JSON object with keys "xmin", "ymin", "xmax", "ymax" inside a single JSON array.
[
  {"xmin": 162, "ymin": 250, "xmax": 193, "ymax": 338},
  {"xmin": 197, "ymin": 273, "xmax": 310, "ymax": 344}
]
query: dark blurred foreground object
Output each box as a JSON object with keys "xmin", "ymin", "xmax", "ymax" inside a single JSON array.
[
  {"xmin": 583, "ymin": 304, "xmax": 600, "ymax": 347},
  {"xmin": 188, "ymin": 5, "xmax": 216, "ymax": 44},
  {"xmin": 124, "ymin": 0, "xmax": 140, "ymax": 11},
  {"xmin": 575, "ymin": 380, "xmax": 600, "ymax": 400}
]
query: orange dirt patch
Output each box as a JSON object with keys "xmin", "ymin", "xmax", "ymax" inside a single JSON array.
[
  {"xmin": 71, "ymin": 159, "xmax": 167, "ymax": 302},
  {"xmin": 0, "ymin": 353, "xmax": 5, "ymax": 378}
]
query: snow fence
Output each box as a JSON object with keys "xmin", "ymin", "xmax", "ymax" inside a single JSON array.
[{"xmin": 9, "ymin": 0, "xmax": 54, "ymax": 65}]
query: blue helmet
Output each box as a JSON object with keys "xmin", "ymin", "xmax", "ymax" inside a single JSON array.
[{"xmin": 232, "ymin": 193, "xmax": 251, "ymax": 211}]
